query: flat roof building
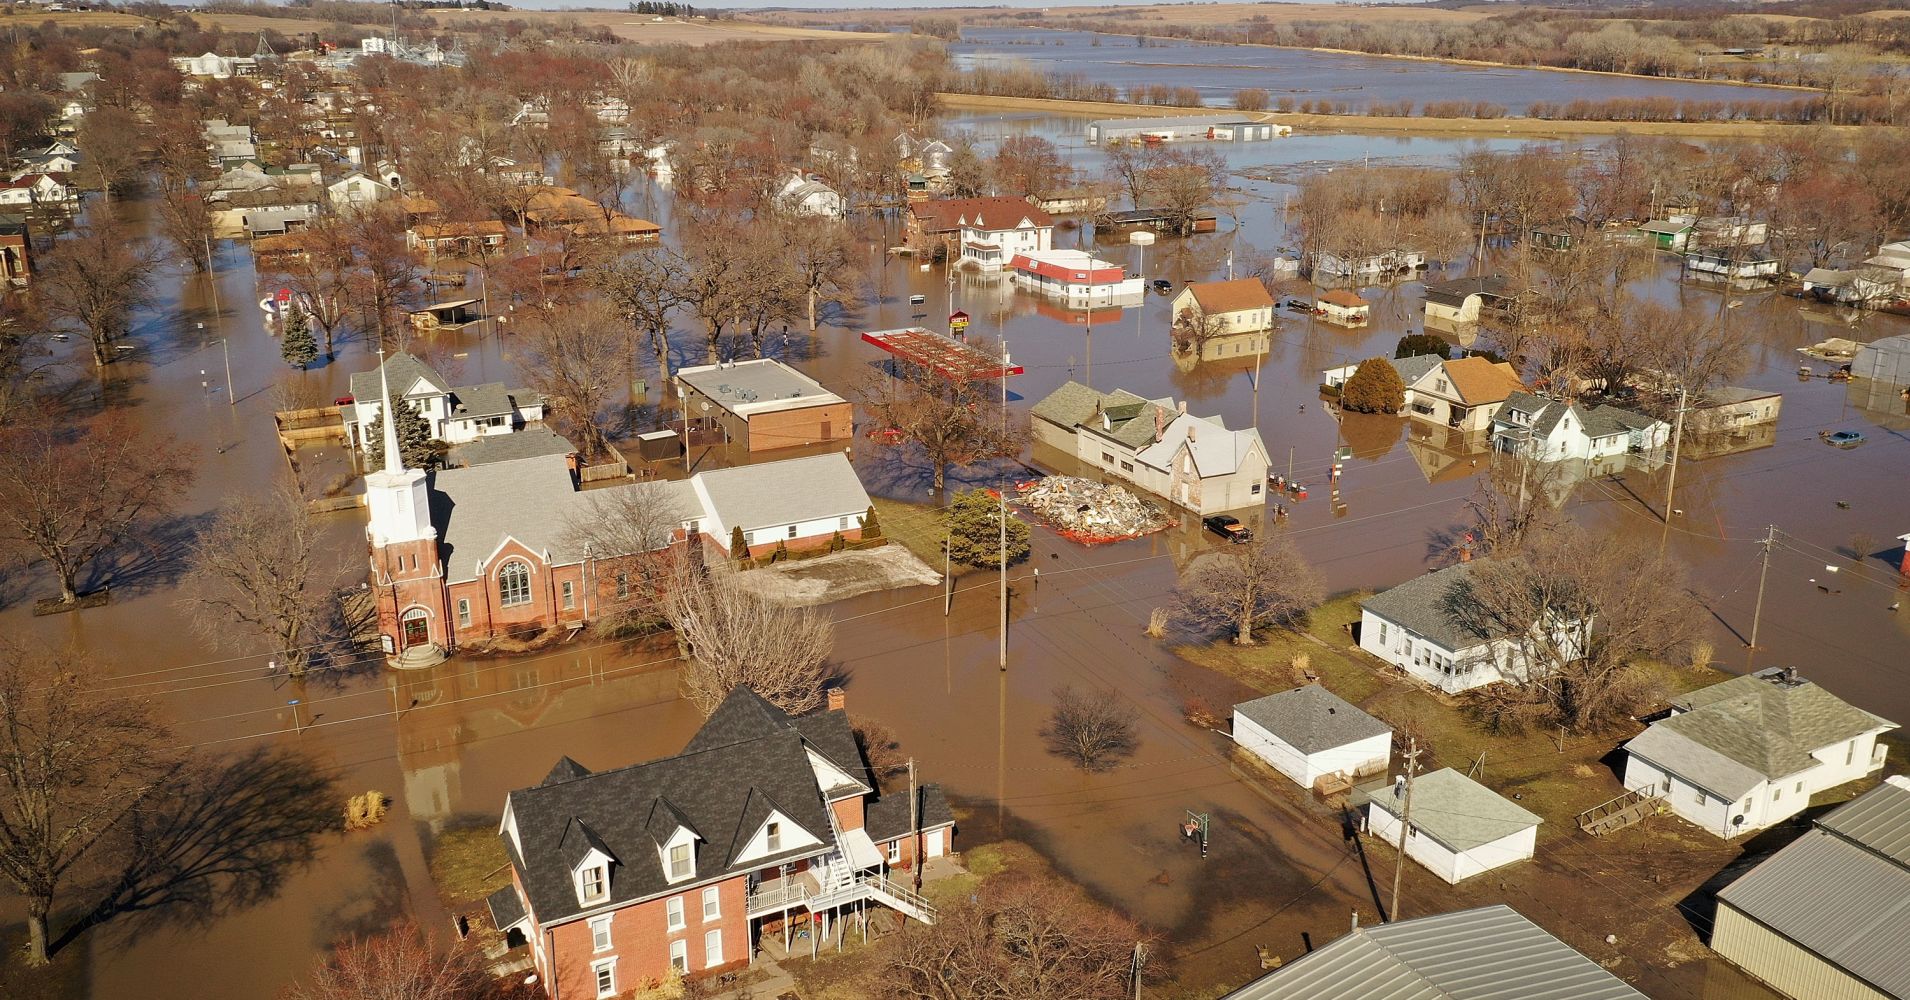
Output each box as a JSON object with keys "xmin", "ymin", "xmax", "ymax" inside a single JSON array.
[{"xmin": 675, "ymin": 358, "xmax": 853, "ymax": 453}]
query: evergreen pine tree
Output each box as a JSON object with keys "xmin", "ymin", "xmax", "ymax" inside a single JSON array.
[
  {"xmin": 363, "ymin": 400, "xmax": 442, "ymax": 469},
  {"xmin": 281, "ymin": 308, "xmax": 318, "ymax": 369},
  {"xmin": 946, "ymin": 489, "xmax": 1031, "ymax": 569},
  {"xmin": 730, "ymin": 525, "xmax": 749, "ymax": 563},
  {"xmin": 860, "ymin": 504, "xmax": 882, "ymax": 540}
]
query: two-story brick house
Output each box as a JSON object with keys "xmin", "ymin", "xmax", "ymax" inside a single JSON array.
[{"xmin": 490, "ymin": 688, "xmax": 954, "ymax": 997}]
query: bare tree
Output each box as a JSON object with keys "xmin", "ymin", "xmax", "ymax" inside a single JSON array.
[
  {"xmin": 664, "ymin": 563, "xmax": 834, "ymax": 716},
  {"xmin": 561, "ymin": 481, "xmax": 689, "ymax": 631},
  {"xmin": 1174, "ymin": 536, "xmax": 1324, "ymax": 645},
  {"xmin": 858, "ymin": 349, "xmax": 1025, "ymax": 494},
  {"xmin": 0, "ymin": 641, "xmax": 177, "ymax": 965},
  {"xmin": 880, "ymin": 873, "xmax": 1141, "ymax": 1000},
  {"xmin": 0, "ymin": 415, "xmax": 195, "ymax": 605},
  {"xmin": 35, "ymin": 217, "xmax": 159, "ymax": 367},
  {"xmin": 1170, "ymin": 309, "xmax": 1227, "ymax": 361},
  {"xmin": 152, "ymin": 131, "xmax": 216, "ymax": 273},
  {"xmin": 584, "ymin": 243, "xmax": 686, "ymax": 385},
  {"xmin": 1438, "ymin": 526, "xmax": 1700, "ymax": 733},
  {"xmin": 264, "ymin": 217, "xmax": 356, "ymax": 359},
  {"xmin": 74, "ymin": 105, "xmax": 146, "ymax": 200},
  {"xmin": 1040, "ymin": 685, "xmax": 1140, "ymax": 773},
  {"xmin": 852, "ymin": 716, "xmax": 909, "ymax": 783},
  {"xmin": 782, "ymin": 215, "xmax": 860, "ymax": 333},
  {"xmin": 991, "ymin": 135, "xmax": 1070, "ymax": 199},
  {"xmin": 344, "ymin": 206, "xmax": 420, "ymax": 349},
  {"xmin": 178, "ymin": 483, "xmax": 337, "ymax": 679},
  {"xmin": 283, "ymin": 920, "xmax": 522, "ymax": 1000},
  {"xmin": 512, "ymin": 300, "xmax": 626, "ymax": 461},
  {"xmin": 1150, "ymin": 146, "xmax": 1227, "ymax": 237}
]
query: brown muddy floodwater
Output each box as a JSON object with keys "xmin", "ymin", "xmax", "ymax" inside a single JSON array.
[{"xmin": 1, "ymin": 122, "xmax": 1902, "ymax": 999}]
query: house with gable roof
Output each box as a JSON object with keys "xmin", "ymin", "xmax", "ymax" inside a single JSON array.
[
  {"xmin": 492, "ymin": 686, "xmax": 952, "ymax": 998},
  {"xmin": 905, "ymin": 196, "xmax": 1053, "ymax": 268},
  {"xmin": 344, "ymin": 352, "xmax": 546, "ymax": 454},
  {"xmin": 1357, "ymin": 563, "xmax": 1590, "ymax": 694},
  {"xmin": 1402, "ymin": 356, "xmax": 1526, "ymax": 433},
  {"xmin": 1621, "ymin": 666, "xmax": 1895, "ymax": 838},
  {"xmin": 1030, "ymin": 380, "xmax": 1272, "ymax": 515},
  {"xmin": 1489, "ymin": 391, "xmax": 1669, "ymax": 464}
]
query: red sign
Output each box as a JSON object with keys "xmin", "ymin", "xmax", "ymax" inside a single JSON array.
[{"xmin": 276, "ymin": 288, "xmax": 292, "ymax": 304}]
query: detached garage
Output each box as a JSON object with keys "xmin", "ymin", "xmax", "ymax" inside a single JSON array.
[
  {"xmin": 1365, "ymin": 768, "xmax": 1540, "ymax": 884},
  {"xmin": 1233, "ymin": 684, "xmax": 1391, "ymax": 790}
]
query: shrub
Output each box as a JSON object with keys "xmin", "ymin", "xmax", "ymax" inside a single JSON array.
[
  {"xmin": 1340, "ymin": 357, "xmax": 1406, "ymax": 414},
  {"xmin": 860, "ymin": 504, "xmax": 883, "ymax": 540}
]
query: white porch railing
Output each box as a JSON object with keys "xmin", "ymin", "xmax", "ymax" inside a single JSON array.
[{"xmin": 746, "ymin": 870, "xmax": 936, "ymax": 924}]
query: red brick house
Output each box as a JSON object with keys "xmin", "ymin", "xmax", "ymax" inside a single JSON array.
[{"xmin": 490, "ymin": 688, "xmax": 954, "ymax": 997}]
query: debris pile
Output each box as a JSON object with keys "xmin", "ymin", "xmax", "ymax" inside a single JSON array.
[{"xmin": 1013, "ymin": 476, "xmax": 1171, "ymax": 545}]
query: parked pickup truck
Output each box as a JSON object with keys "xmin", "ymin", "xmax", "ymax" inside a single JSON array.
[{"xmin": 1203, "ymin": 514, "xmax": 1252, "ymax": 544}]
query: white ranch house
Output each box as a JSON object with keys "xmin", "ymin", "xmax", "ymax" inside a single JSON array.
[
  {"xmin": 1621, "ymin": 667, "xmax": 1895, "ymax": 838},
  {"xmin": 1233, "ymin": 685, "xmax": 1390, "ymax": 790},
  {"xmin": 1358, "ymin": 563, "xmax": 1588, "ymax": 694},
  {"xmin": 1365, "ymin": 768, "xmax": 1540, "ymax": 884}
]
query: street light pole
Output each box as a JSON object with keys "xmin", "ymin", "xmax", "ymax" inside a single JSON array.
[{"xmin": 222, "ymin": 338, "xmax": 233, "ymax": 406}]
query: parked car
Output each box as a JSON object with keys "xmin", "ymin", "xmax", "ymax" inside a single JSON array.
[
  {"xmin": 1152, "ymin": 279, "xmax": 1173, "ymax": 294},
  {"xmin": 1282, "ymin": 297, "xmax": 1312, "ymax": 312},
  {"xmin": 1203, "ymin": 514, "xmax": 1252, "ymax": 543},
  {"xmin": 333, "ymin": 394, "xmax": 355, "ymax": 406},
  {"xmin": 1822, "ymin": 429, "xmax": 1866, "ymax": 448}
]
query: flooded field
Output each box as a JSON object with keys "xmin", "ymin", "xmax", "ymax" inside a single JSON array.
[
  {"xmin": 952, "ymin": 27, "xmax": 1814, "ymax": 115},
  {"xmin": 0, "ymin": 108, "xmax": 1903, "ymax": 999}
]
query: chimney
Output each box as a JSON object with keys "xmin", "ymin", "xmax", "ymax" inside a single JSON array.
[
  {"xmin": 1351, "ymin": 909, "xmax": 1360, "ymax": 932},
  {"xmin": 826, "ymin": 688, "xmax": 846, "ymax": 712},
  {"xmin": 1154, "ymin": 406, "xmax": 1166, "ymax": 443}
]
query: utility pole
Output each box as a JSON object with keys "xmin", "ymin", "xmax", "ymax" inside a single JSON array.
[
  {"xmin": 1389, "ymin": 738, "xmax": 1420, "ymax": 923},
  {"xmin": 1749, "ymin": 525, "xmax": 1775, "ymax": 649},
  {"xmin": 222, "ymin": 338, "xmax": 234, "ymax": 406},
  {"xmin": 1130, "ymin": 941, "xmax": 1148, "ymax": 1000},
  {"xmin": 1287, "ymin": 445, "xmax": 1294, "ymax": 483},
  {"xmin": 908, "ymin": 757, "xmax": 920, "ymax": 890},
  {"xmin": 999, "ymin": 339, "xmax": 1009, "ymax": 672},
  {"xmin": 943, "ymin": 533, "xmax": 952, "ymax": 616},
  {"xmin": 1658, "ymin": 386, "xmax": 1688, "ymax": 558}
]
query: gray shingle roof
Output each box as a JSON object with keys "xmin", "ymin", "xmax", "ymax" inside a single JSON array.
[
  {"xmin": 1716, "ymin": 825, "xmax": 1910, "ymax": 998},
  {"xmin": 1367, "ymin": 768, "xmax": 1541, "ymax": 854},
  {"xmin": 1234, "ymin": 684, "xmax": 1391, "ymax": 755},
  {"xmin": 348, "ymin": 351, "xmax": 448, "ymax": 404},
  {"xmin": 1819, "ymin": 776, "xmax": 1910, "ymax": 866},
  {"xmin": 864, "ymin": 784, "xmax": 956, "ymax": 842},
  {"xmin": 1390, "ymin": 353, "xmax": 1445, "ymax": 386},
  {"xmin": 1360, "ymin": 563, "xmax": 1490, "ymax": 653},
  {"xmin": 1628, "ymin": 669, "xmax": 1897, "ymax": 797},
  {"xmin": 691, "ymin": 453, "xmax": 871, "ymax": 535},
  {"xmin": 451, "ymin": 426, "xmax": 575, "ymax": 468},
  {"xmin": 1422, "ymin": 275, "xmax": 1512, "ymax": 309},
  {"xmin": 505, "ymin": 687, "xmax": 869, "ymax": 927},
  {"xmin": 1222, "ymin": 904, "xmax": 1646, "ymax": 999},
  {"xmin": 449, "ymin": 382, "xmax": 516, "ymax": 419},
  {"xmin": 486, "ymin": 885, "xmax": 526, "ymax": 930}
]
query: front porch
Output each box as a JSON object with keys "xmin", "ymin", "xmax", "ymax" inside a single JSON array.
[{"xmin": 746, "ymin": 854, "xmax": 965, "ymax": 964}]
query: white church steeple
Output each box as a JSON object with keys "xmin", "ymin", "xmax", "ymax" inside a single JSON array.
[{"xmin": 365, "ymin": 349, "xmax": 435, "ymax": 547}]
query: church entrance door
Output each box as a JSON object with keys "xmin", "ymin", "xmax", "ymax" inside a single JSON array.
[{"xmin": 402, "ymin": 609, "xmax": 430, "ymax": 648}]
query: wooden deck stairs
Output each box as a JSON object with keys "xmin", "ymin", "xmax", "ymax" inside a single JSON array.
[{"xmin": 1577, "ymin": 787, "xmax": 1663, "ymax": 836}]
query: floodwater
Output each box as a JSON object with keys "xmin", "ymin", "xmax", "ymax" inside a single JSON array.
[
  {"xmin": 953, "ymin": 27, "xmax": 1813, "ymax": 115},
  {"xmin": 0, "ymin": 110, "xmax": 1902, "ymax": 1000}
]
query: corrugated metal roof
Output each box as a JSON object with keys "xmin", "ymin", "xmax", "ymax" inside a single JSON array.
[
  {"xmin": 1222, "ymin": 905, "xmax": 1647, "ymax": 999},
  {"xmin": 1716, "ymin": 828, "xmax": 1910, "ymax": 997},
  {"xmin": 1819, "ymin": 775, "xmax": 1910, "ymax": 867}
]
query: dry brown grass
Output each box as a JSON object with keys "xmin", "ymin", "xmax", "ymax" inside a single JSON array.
[{"xmin": 431, "ymin": 10, "xmax": 884, "ymax": 45}]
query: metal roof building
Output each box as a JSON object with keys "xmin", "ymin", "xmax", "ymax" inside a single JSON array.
[
  {"xmin": 1710, "ymin": 775, "xmax": 1910, "ymax": 1000},
  {"xmin": 1221, "ymin": 904, "xmax": 1647, "ymax": 999}
]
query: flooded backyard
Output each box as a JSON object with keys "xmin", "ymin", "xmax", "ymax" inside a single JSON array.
[{"xmin": 0, "ymin": 102, "xmax": 1904, "ymax": 1000}]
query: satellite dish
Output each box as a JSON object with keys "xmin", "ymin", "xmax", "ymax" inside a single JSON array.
[{"xmin": 1732, "ymin": 815, "xmax": 1745, "ymax": 827}]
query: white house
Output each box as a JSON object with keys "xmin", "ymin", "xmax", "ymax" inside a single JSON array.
[
  {"xmin": 776, "ymin": 171, "xmax": 845, "ymax": 219},
  {"xmin": 1317, "ymin": 289, "xmax": 1370, "ymax": 327},
  {"xmin": 1422, "ymin": 275, "xmax": 1513, "ymax": 326},
  {"xmin": 345, "ymin": 353, "xmax": 546, "ymax": 453},
  {"xmin": 1170, "ymin": 278, "xmax": 1275, "ymax": 335},
  {"xmin": 1232, "ymin": 685, "xmax": 1391, "ymax": 790},
  {"xmin": 908, "ymin": 197, "xmax": 1053, "ymax": 270},
  {"xmin": 1311, "ymin": 248, "xmax": 1425, "ymax": 280},
  {"xmin": 1358, "ymin": 563, "xmax": 1589, "ymax": 694},
  {"xmin": 1029, "ymin": 381, "xmax": 1272, "ymax": 515},
  {"xmin": 1401, "ymin": 356, "xmax": 1526, "ymax": 434},
  {"xmin": 328, "ymin": 171, "xmax": 395, "ymax": 211},
  {"xmin": 1695, "ymin": 215, "xmax": 1769, "ymax": 248},
  {"xmin": 0, "ymin": 173, "xmax": 77, "ymax": 208},
  {"xmin": 1490, "ymin": 392, "xmax": 1669, "ymax": 462},
  {"xmin": 1365, "ymin": 768, "xmax": 1540, "ymax": 884},
  {"xmin": 1621, "ymin": 667, "xmax": 1896, "ymax": 838},
  {"xmin": 1862, "ymin": 238, "xmax": 1910, "ymax": 292},
  {"xmin": 687, "ymin": 453, "xmax": 873, "ymax": 556},
  {"xmin": 1010, "ymin": 249, "xmax": 1144, "ymax": 306}
]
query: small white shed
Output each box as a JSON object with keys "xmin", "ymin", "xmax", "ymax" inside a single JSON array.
[
  {"xmin": 1365, "ymin": 768, "xmax": 1540, "ymax": 884},
  {"xmin": 1233, "ymin": 684, "xmax": 1391, "ymax": 790}
]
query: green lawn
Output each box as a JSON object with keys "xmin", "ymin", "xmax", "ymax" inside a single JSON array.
[{"xmin": 869, "ymin": 497, "xmax": 970, "ymax": 577}]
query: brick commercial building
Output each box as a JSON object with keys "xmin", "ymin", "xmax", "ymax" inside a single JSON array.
[
  {"xmin": 674, "ymin": 359, "xmax": 853, "ymax": 453},
  {"xmin": 491, "ymin": 687, "xmax": 953, "ymax": 997}
]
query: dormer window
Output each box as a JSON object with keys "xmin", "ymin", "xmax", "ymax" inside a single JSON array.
[
  {"xmin": 766, "ymin": 822, "xmax": 782, "ymax": 853},
  {"xmin": 668, "ymin": 841, "xmax": 692, "ymax": 881},
  {"xmin": 582, "ymin": 864, "xmax": 607, "ymax": 902}
]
